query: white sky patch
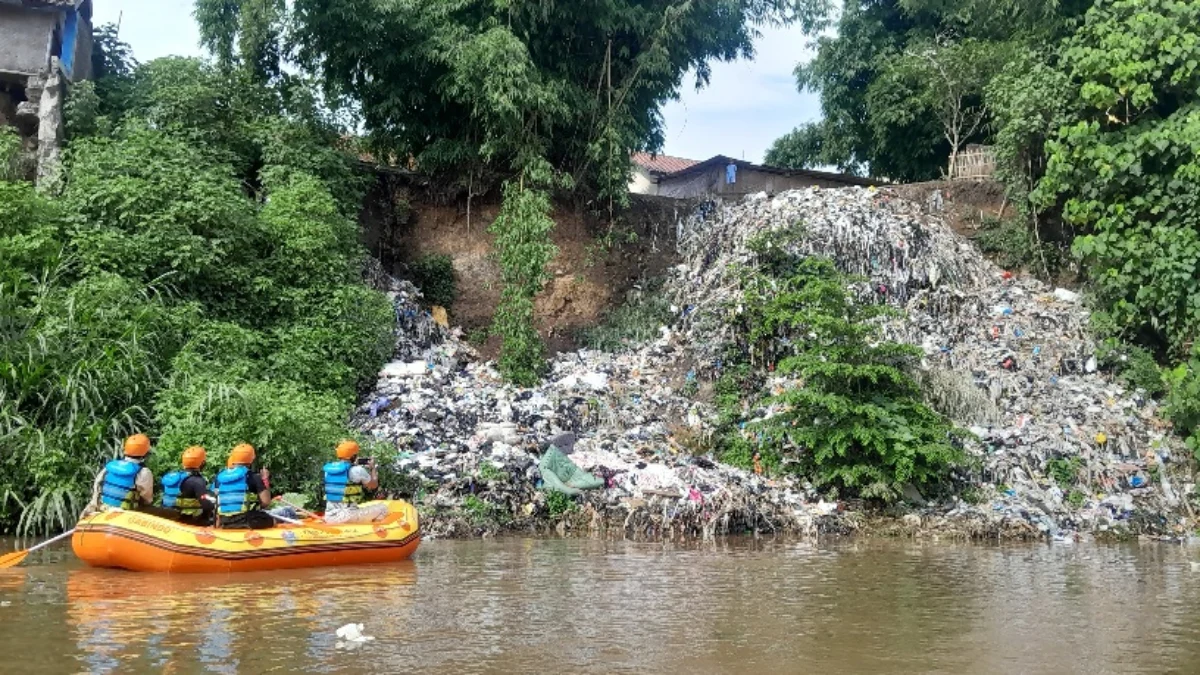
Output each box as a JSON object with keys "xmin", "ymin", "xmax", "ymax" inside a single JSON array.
[
  {"xmin": 660, "ymin": 23, "xmax": 821, "ymax": 164},
  {"xmin": 94, "ymin": 0, "xmax": 202, "ymax": 61}
]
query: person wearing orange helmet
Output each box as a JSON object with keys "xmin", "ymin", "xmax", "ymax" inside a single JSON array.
[
  {"xmin": 161, "ymin": 446, "xmax": 214, "ymax": 526},
  {"xmin": 84, "ymin": 434, "xmax": 157, "ymax": 516},
  {"xmin": 323, "ymin": 440, "xmax": 387, "ymax": 525},
  {"xmin": 213, "ymin": 443, "xmax": 293, "ymax": 529}
]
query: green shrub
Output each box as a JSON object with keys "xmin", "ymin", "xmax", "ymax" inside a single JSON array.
[
  {"xmin": 490, "ymin": 169, "xmax": 558, "ymax": 385},
  {"xmin": 0, "ymin": 54, "xmax": 395, "ymax": 534},
  {"xmin": 408, "ymin": 254, "xmax": 458, "ymax": 309},
  {"xmin": 544, "ymin": 489, "xmax": 576, "ymax": 517},
  {"xmin": 1046, "ymin": 457, "xmax": 1082, "ymax": 488},
  {"xmin": 1095, "ymin": 335, "xmax": 1166, "ymax": 397},
  {"xmin": 153, "ymin": 377, "xmax": 351, "ymax": 503},
  {"xmin": 725, "ymin": 238, "xmax": 964, "ymax": 502},
  {"xmin": 974, "ymin": 216, "xmax": 1066, "ymax": 277}
]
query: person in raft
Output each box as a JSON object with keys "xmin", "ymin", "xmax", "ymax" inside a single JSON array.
[
  {"xmin": 214, "ymin": 443, "xmax": 295, "ymax": 529},
  {"xmin": 161, "ymin": 446, "xmax": 215, "ymax": 526},
  {"xmin": 322, "ymin": 440, "xmax": 388, "ymax": 525},
  {"xmin": 84, "ymin": 433, "xmax": 157, "ymax": 516}
]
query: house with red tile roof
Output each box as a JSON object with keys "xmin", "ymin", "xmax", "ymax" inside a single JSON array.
[{"xmin": 630, "ymin": 152, "xmax": 875, "ymax": 198}]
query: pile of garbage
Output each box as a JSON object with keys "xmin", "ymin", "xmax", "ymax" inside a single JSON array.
[
  {"xmin": 355, "ymin": 187, "xmax": 1193, "ymax": 542},
  {"xmin": 358, "ymin": 270, "xmax": 840, "ymax": 539}
]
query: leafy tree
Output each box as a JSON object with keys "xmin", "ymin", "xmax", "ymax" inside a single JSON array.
[
  {"xmin": 195, "ymin": 0, "xmax": 836, "ymax": 381},
  {"xmin": 489, "ymin": 161, "xmax": 562, "ymax": 385},
  {"xmin": 722, "ymin": 235, "xmax": 963, "ymax": 501},
  {"xmin": 767, "ymin": 0, "xmax": 1091, "ymax": 179},
  {"xmin": 0, "ymin": 47, "xmax": 394, "ymax": 533},
  {"xmin": 884, "ymin": 37, "xmax": 1013, "ymax": 176},
  {"xmin": 1033, "ymin": 0, "xmax": 1200, "ymax": 359}
]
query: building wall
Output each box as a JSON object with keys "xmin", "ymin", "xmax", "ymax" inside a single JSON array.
[
  {"xmin": 0, "ymin": 6, "xmax": 58, "ymax": 77},
  {"xmin": 657, "ymin": 165, "xmax": 858, "ymax": 199},
  {"xmin": 71, "ymin": 16, "xmax": 92, "ymax": 80},
  {"xmin": 627, "ymin": 167, "xmax": 658, "ymax": 195}
]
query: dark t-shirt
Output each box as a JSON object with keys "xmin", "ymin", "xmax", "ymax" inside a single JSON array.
[{"xmin": 179, "ymin": 474, "xmax": 213, "ymax": 518}]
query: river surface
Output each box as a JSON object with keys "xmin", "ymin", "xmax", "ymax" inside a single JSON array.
[{"xmin": 2, "ymin": 537, "xmax": 1199, "ymax": 674}]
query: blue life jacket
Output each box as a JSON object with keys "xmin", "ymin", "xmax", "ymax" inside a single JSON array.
[
  {"xmin": 324, "ymin": 461, "xmax": 363, "ymax": 505},
  {"xmin": 162, "ymin": 470, "xmax": 204, "ymax": 517},
  {"xmin": 100, "ymin": 459, "xmax": 143, "ymax": 509},
  {"xmin": 215, "ymin": 466, "xmax": 258, "ymax": 516}
]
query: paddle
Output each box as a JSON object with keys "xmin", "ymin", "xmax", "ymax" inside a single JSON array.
[
  {"xmin": 267, "ymin": 511, "xmax": 342, "ymax": 534},
  {"xmin": 0, "ymin": 528, "xmax": 76, "ymax": 569},
  {"xmin": 275, "ymin": 497, "xmax": 327, "ymax": 522}
]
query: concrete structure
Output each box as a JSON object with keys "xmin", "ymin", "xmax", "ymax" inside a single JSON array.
[
  {"xmin": 652, "ymin": 155, "xmax": 876, "ymax": 199},
  {"xmin": 0, "ymin": 0, "xmax": 92, "ymax": 184},
  {"xmin": 0, "ymin": 0, "xmax": 92, "ymax": 81}
]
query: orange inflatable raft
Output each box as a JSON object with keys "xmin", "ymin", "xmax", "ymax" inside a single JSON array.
[{"xmin": 72, "ymin": 500, "xmax": 420, "ymax": 573}]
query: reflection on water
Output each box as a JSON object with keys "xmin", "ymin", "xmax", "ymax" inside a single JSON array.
[{"xmin": 2, "ymin": 538, "xmax": 1200, "ymax": 674}]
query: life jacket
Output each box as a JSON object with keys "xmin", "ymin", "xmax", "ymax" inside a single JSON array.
[
  {"xmin": 215, "ymin": 466, "xmax": 259, "ymax": 516},
  {"xmin": 100, "ymin": 459, "xmax": 144, "ymax": 509},
  {"xmin": 323, "ymin": 461, "xmax": 364, "ymax": 505},
  {"xmin": 163, "ymin": 470, "xmax": 204, "ymax": 518}
]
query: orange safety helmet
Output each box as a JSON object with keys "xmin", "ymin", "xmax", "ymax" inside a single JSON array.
[
  {"xmin": 335, "ymin": 440, "xmax": 360, "ymax": 460},
  {"xmin": 227, "ymin": 443, "xmax": 256, "ymax": 467},
  {"xmin": 182, "ymin": 446, "xmax": 207, "ymax": 470},
  {"xmin": 124, "ymin": 434, "xmax": 151, "ymax": 458}
]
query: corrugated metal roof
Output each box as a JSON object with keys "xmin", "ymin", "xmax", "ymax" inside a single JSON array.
[{"xmin": 632, "ymin": 152, "xmax": 700, "ymax": 175}]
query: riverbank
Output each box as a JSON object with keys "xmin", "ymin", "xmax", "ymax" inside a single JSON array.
[{"xmin": 356, "ymin": 187, "xmax": 1194, "ymax": 544}]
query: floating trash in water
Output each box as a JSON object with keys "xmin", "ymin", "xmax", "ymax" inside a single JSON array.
[{"xmin": 335, "ymin": 623, "xmax": 374, "ymax": 650}]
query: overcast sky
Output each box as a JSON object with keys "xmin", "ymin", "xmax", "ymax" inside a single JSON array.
[{"xmin": 93, "ymin": 1, "xmax": 819, "ymax": 163}]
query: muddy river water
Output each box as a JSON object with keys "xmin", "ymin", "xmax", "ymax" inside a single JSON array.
[{"xmin": 2, "ymin": 537, "xmax": 1199, "ymax": 674}]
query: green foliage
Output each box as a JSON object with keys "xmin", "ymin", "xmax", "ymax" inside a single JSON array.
[
  {"xmin": 985, "ymin": 52, "xmax": 1073, "ymax": 210},
  {"xmin": 1165, "ymin": 358, "xmax": 1200, "ymax": 458},
  {"xmin": 477, "ymin": 463, "xmax": 506, "ymax": 483},
  {"xmin": 466, "ymin": 326, "xmax": 490, "ymax": 346},
  {"xmin": 1047, "ymin": 456, "xmax": 1082, "ymax": 488},
  {"xmin": 197, "ymin": 0, "xmax": 831, "ymax": 202},
  {"xmin": 1067, "ymin": 489, "xmax": 1086, "ymax": 508},
  {"xmin": 723, "ymin": 237, "xmax": 963, "ymax": 502},
  {"xmin": 1094, "ymin": 335, "xmax": 1166, "ymax": 397},
  {"xmin": 489, "ymin": 169, "xmax": 559, "ymax": 385},
  {"xmin": 882, "ymin": 37, "xmax": 1015, "ymax": 176},
  {"xmin": 580, "ymin": 281, "xmax": 673, "ymax": 352},
  {"xmin": 974, "ymin": 216, "xmax": 1066, "ymax": 276},
  {"xmin": 408, "ymin": 254, "xmax": 458, "ymax": 310},
  {"xmin": 544, "ymin": 489, "xmax": 577, "ymax": 517},
  {"xmin": 0, "ymin": 51, "xmax": 392, "ymax": 534},
  {"xmin": 1033, "ymin": 0, "xmax": 1200, "ymax": 360},
  {"xmin": 152, "ymin": 378, "xmax": 350, "ymax": 501},
  {"xmin": 770, "ymin": 0, "xmax": 1091, "ymax": 179}
]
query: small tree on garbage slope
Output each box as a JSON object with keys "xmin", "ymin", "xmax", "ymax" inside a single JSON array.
[
  {"xmin": 728, "ymin": 236, "xmax": 964, "ymax": 502},
  {"xmin": 489, "ymin": 163, "xmax": 560, "ymax": 386}
]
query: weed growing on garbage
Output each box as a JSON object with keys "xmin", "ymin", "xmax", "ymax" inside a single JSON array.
[
  {"xmin": 544, "ymin": 490, "xmax": 576, "ymax": 517},
  {"xmin": 974, "ymin": 216, "xmax": 1067, "ymax": 279},
  {"xmin": 580, "ymin": 280, "xmax": 673, "ymax": 352},
  {"xmin": 1046, "ymin": 457, "xmax": 1082, "ymax": 489},
  {"xmin": 477, "ymin": 463, "xmax": 507, "ymax": 482},
  {"xmin": 407, "ymin": 254, "xmax": 457, "ymax": 310},
  {"xmin": 720, "ymin": 233, "xmax": 965, "ymax": 502},
  {"xmin": 462, "ymin": 494, "xmax": 509, "ymax": 527}
]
